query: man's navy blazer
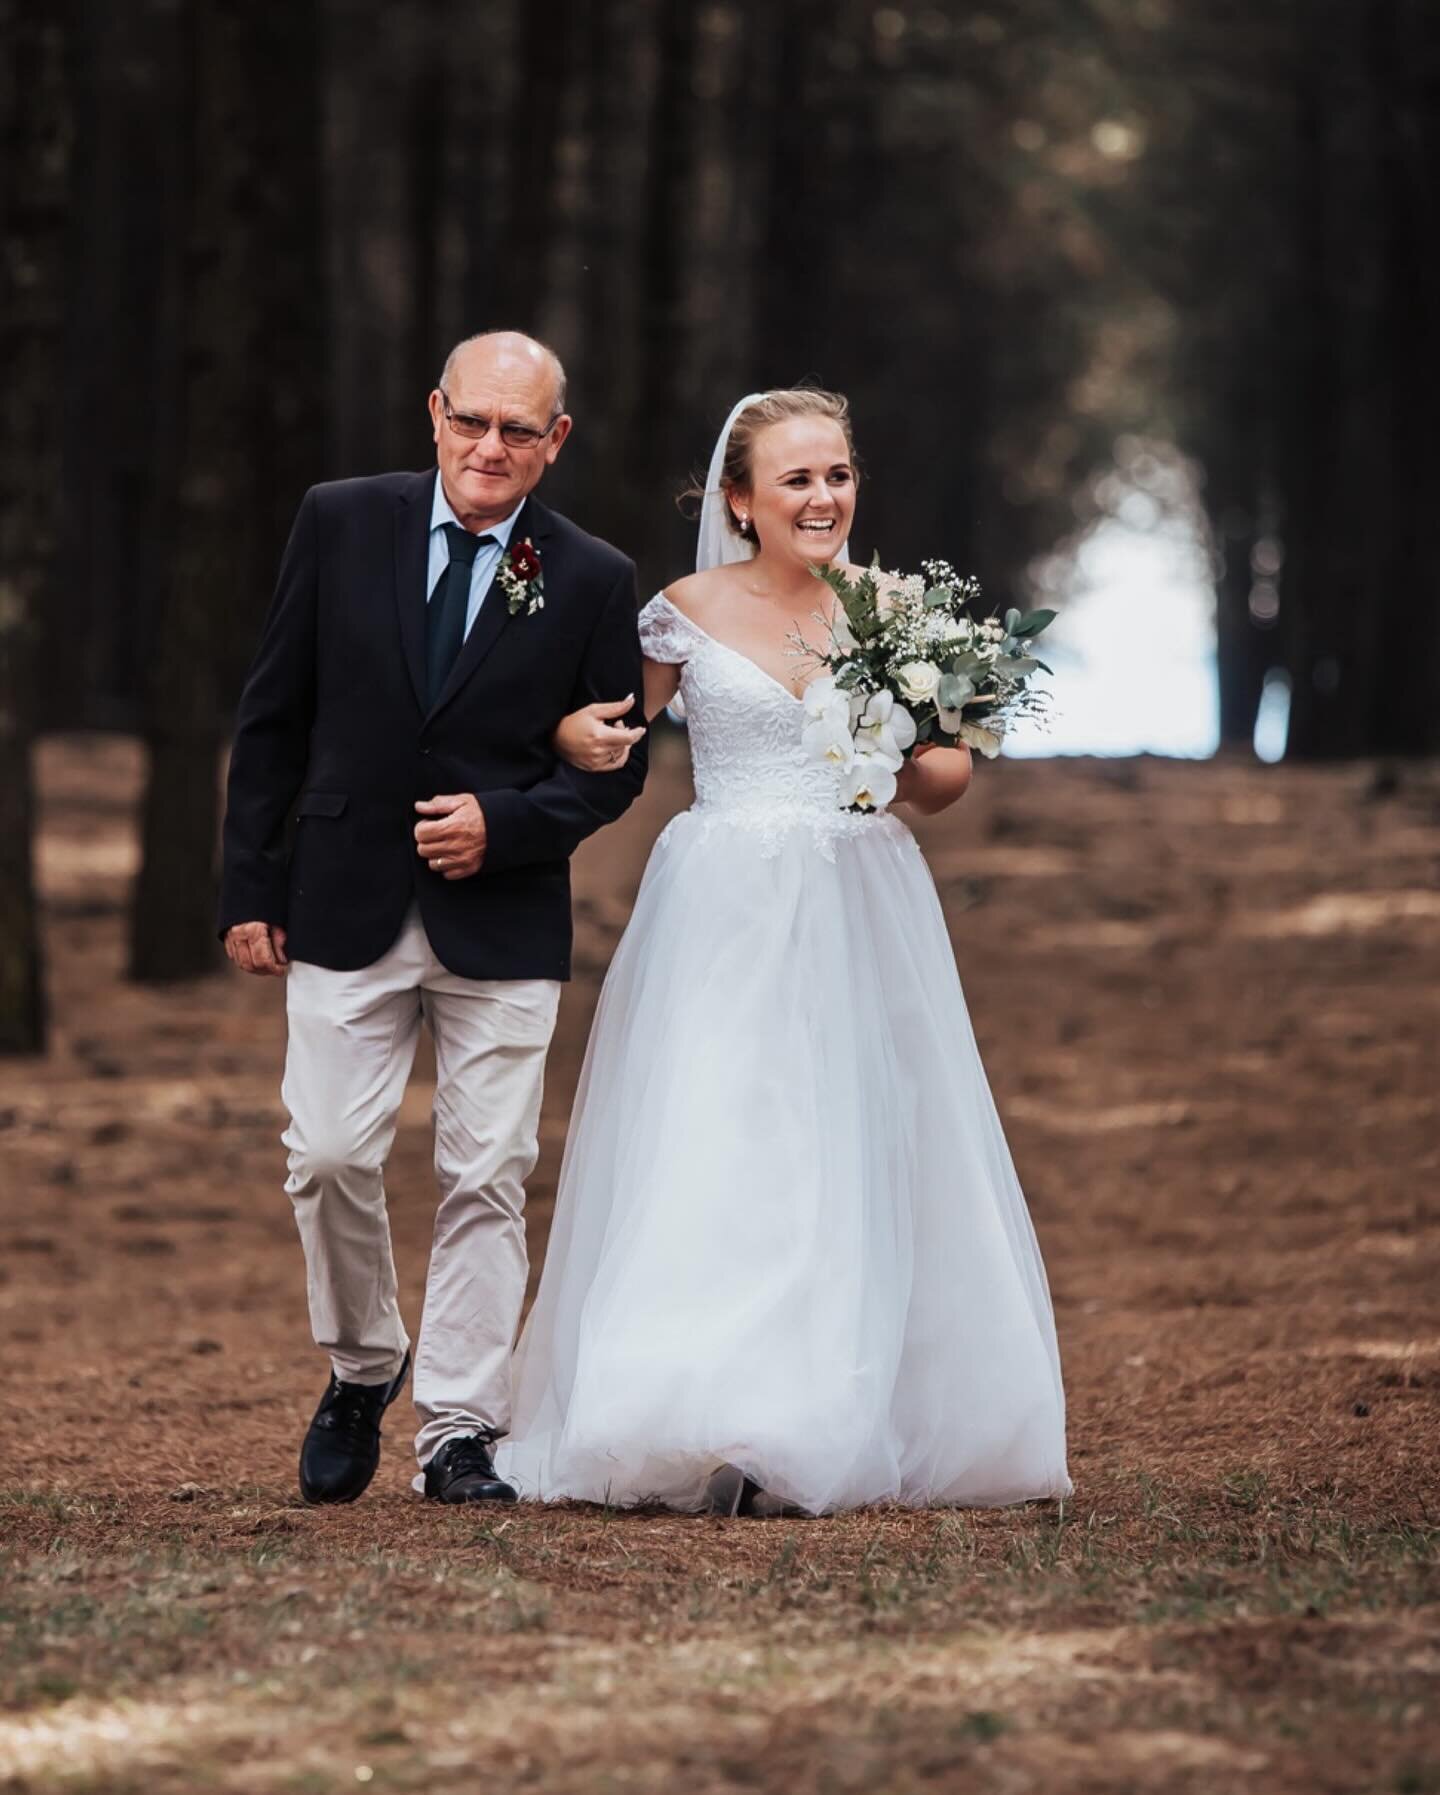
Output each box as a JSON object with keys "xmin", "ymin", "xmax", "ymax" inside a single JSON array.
[{"xmin": 218, "ymin": 470, "xmax": 648, "ymax": 981}]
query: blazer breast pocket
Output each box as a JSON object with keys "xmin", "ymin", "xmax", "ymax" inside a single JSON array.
[{"xmin": 296, "ymin": 791, "xmax": 348, "ymax": 818}]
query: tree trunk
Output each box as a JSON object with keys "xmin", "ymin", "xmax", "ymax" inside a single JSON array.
[
  {"xmin": 488, "ymin": 0, "xmax": 577, "ymax": 327},
  {"xmin": 48, "ymin": 0, "xmax": 184, "ymax": 734},
  {"xmin": 0, "ymin": 0, "xmax": 74, "ymax": 1052},
  {"xmin": 1213, "ymin": 513, "xmax": 1261, "ymax": 747},
  {"xmin": 752, "ymin": 2, "xmax": 829, "ymax": 387},
  {"xmin": 618, "ymin": 0, "xmax": 698, "ymax": 572},
  {"xmin": 1210, "ymin": 441, "xmax": 1280, "ymax": 750},
  {"xmin": 567, "ymin": 0, "xmax": 666, "ymax": 561},
  {"xmin": 1284, "ymin": 0, "xmax": 1390, "ymax": 760},
  {"xmin": 248, "ymin": 0, "xmax": 325, "ymax": 661},
  {"xmin": 1367, "ymin": 0, "xmax": 1440, "ymax": 754},
  {"xmin": 130, "ymin": 0, "xmax": 260, "ymax": 982},
  {"xmin": 325, "ymin": 0, "xmax": 435, "ymax": 473}
]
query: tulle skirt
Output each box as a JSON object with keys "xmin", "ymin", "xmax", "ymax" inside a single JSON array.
[{"xmin": 496, "ymin": 806, "xmax": 1071, "ymax": 1513}]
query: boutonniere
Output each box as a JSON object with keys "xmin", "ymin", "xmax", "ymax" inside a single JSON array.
[{"xmin": 498, "ymin": 537, "xmax": 544, "ymax": 617}]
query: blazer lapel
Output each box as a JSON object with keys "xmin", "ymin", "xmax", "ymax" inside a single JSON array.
[
  {"xmin": 428, "ymin": 494, "xmax": 553, "ymax": 721},
  {"xmin": 394, "ymin": 470, "xmax": 434, "ymax": 716}
]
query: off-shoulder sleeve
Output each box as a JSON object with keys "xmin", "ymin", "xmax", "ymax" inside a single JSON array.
[{"xmin": 638, "ymin": 593, "xmax": 709, "ymax": 666}]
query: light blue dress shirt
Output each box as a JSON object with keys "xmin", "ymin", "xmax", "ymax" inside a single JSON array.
[{"xmin": 427, "ymin": 476, "xmax": 526, "ymax": 641}]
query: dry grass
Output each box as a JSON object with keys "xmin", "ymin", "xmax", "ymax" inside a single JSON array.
[{"xmin": 1, "ymin": 736, "xmax": 1438, "ymax": 1792}]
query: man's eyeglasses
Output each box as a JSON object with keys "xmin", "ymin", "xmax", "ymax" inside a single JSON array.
[{"xmin": 440, "ymin": 392, "xmax": 560, "ymax": 450}]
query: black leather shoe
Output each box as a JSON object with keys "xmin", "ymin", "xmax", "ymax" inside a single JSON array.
[
  {"xmin": 422, "ymin": 1434, "xmax": 518, "ymax": 1505},
  {"xmin": 298, "ymin": 1350, "xmax": 411, "ymax": 1505}
]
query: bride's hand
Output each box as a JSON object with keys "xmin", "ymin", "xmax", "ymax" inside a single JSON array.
[
  {"xmin": 894, "ymin": 742, "xmax": 936, "ymax": 802},
  {"xmin": 896, "ymin": 742, "xmax": 973, "ymax": 814},
  {"xmin": 553, "ymin": 697, "xmax": 646, "ymax": 772}
]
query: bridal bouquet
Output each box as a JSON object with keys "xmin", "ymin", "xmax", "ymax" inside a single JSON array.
[{"xmin": 797, "ymin": 559, "xmax": 1054, "ymax": 811}]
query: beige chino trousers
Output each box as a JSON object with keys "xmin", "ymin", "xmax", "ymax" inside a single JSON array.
[{"xmin": 280, "ymin": 906, "xmax": 560, "ymax": 1470}]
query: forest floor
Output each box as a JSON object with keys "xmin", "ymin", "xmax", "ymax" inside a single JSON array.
[{"xmin": 2, "ymin": 733, "xmax": 1439, "ymax": 1794}]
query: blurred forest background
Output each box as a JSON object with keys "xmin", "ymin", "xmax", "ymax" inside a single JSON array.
[{"xmin": 3, "ymin": 0, "xmax": 1440, "ymax": 1048}]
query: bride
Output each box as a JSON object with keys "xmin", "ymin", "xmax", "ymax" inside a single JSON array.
[{"xmin": 495, "ymin": 389, "xmax": 1071, "ymax": 1515}]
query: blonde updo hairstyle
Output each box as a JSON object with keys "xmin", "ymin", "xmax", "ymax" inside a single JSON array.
[{"xmin": 705, "ymin": 388, "xmax": 858, "ymax": 545}]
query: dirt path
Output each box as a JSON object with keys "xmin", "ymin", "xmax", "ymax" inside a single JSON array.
[{"xmin": 2, "ymin": 735, "xmax": 1437, "ymax": 1793}]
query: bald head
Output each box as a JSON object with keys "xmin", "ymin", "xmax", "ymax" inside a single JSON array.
[
  {"xmin": 438, "ymin": 331, "xmax": 567, "ymax": 415},
  {"xmin": 428, "ymin": 330, "xmax": 574, "ymax": 529}
]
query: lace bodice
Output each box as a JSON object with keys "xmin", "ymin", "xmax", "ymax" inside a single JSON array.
[{"xmin": 640, "ymin": 593, "xmax": 903, "ymax": 859}]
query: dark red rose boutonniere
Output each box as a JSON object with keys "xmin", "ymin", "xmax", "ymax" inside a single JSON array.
[{"xmin": 498, "ymin": 537, "xmax": 545, "ymax": 617}]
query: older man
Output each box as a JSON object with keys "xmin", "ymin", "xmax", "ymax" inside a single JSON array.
[{"xmin": 219, "ymin": 332, "xmax": 648, "ymax": 1505}]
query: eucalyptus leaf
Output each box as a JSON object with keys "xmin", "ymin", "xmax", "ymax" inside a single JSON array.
[
  {"xmin": 1011, "ymin": 608, "xmax": 1057, "ymax": 638},
  {"xmin": 923, "ymin": 586, "xmax": 950, "ymax": 609},
  {"xmin": 995, "ymin": 656, "xmax": 1039, "ymax": 679},
  {"xmin": 938, "ymin": 672, "xmax": 975, "ymax": 709},
  {"xmin": 1003, "ymin": 607, "xmax": 1022, "ymax": 635}
]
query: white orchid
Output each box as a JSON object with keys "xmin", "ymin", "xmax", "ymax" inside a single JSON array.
[
  {"xmin": 894, "ymin": 660, "xmax": 942, "ymax": 704},
  {"xmin": 854, "ymin": 689, "xmax": 917, "ymax": 771},
  {"xmin": 800, "ymin": 675, "xmax": 858, "ymax": 767},
  {"xmin": 802, "ymin": 674, "xmax": 845, "ymax": 723},
  {"xmin": 802, "ymin": 712, "xmax": 857, "ymax": 769},
  {"xmin": 841, "ymin": 753, "xmax": 897, "ymax": 811},
  {"xmin": 824, "ymin": 662, "xmax": 874, "ymax": 723}
]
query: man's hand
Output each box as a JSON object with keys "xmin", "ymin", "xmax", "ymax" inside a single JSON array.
[
  {"xmin": 415, "ymin": 793, "xmax": 487, "ymax": 880},
  {"xmin": 225, "ymin": 922, "xmax": 290, "ymax": 976}
]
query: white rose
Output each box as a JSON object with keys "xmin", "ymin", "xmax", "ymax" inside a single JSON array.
[
  {"xmin": 841, "ymin": 753, "xmax": 897, "ymax": 811},
  {"xmin": 894, "ymin": 660, "xmax": 942, "ymax": 704}
]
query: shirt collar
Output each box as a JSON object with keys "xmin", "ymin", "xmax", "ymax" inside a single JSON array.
[{"xmin": 430, "ymin": 473, "xmax": 526, "ymax": 550}]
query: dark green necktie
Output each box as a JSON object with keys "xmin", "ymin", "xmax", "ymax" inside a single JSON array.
[{"xmin": 427, "ymin": 524, "xmax": 494, "ymax": 704}]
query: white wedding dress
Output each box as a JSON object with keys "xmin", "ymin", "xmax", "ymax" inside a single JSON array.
[{"xmin": 496, "ymin": 594, "xmax": 1071, "ymax": 1513}]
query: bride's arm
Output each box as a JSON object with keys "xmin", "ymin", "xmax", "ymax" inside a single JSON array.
[
  {"xmin": 552, "ymin": 658, "xmax": 679, "ymax": 770},
  {"xmin": 895, "ymin": 743, "xmax": 973, "ymax": 816},
  {"xmin": 643, "ymin": 656, "xmax": 681, "ymax": 720}
]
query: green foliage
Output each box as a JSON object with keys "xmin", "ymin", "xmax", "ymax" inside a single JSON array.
[
  {"xmin": 814, "ymin": 559, "xmax": 883, "ymax": 646},
  {"xmin": 1010, "ymin": 609, "xmax": 1057, "ymax": 639}
]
